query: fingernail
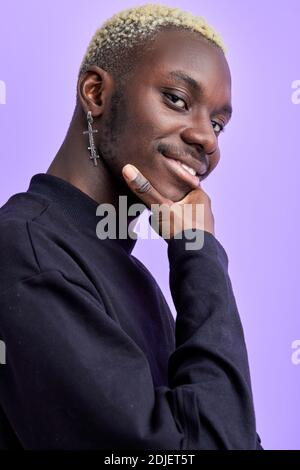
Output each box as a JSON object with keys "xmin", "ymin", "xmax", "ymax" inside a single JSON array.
[{"xmin": 122, "ymin": 164, "xmax": 138, "ymax": 181}]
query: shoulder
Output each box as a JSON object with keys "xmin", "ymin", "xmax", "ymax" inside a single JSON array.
[{"xmin": 0, "ymin": 192, "xmax": 49, "ymax": 293}]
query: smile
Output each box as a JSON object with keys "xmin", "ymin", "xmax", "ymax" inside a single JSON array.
[
  {"xmin": 161, "ymin": 153, "xmax": 203, "ymax": 189},
  {"xmin": 180, "ymin": 163, "xmax": 197, "ymax": 176}
]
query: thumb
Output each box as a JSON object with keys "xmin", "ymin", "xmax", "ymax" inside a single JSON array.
[{"xmin": 122, "ymin": 164, "xmax": 170, "ymax": 209}]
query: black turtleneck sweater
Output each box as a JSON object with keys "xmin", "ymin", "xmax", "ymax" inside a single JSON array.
[{"xmin": 0, "ymin": 173, "xmax": 262, "ymax": 450}]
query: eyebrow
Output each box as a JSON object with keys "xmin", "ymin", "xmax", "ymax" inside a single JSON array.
[
  {"xmin": 165, "ymin": 69, "xmax": 233, "ymax": 118},
  {"xmin": 167, "ymin": 70, "xmax": 201, "ymax": 93}
]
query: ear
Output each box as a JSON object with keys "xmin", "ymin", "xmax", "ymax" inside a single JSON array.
[{"xmin": 77, "ymin": 65, "xmax": 114, "ymax": 118}]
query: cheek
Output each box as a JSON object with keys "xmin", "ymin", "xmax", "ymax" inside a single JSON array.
[
  {"xmin": 129, "ymin": 88, "xmax": 173, "ymax": 135},
  {"xmin": 210, "ymin": 150, "xmax": 221, "ymax": 171}
]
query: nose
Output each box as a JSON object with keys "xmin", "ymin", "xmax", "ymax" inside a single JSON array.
[{"xmin": 180, "ymin": 118, "xmax": 218, "ymax": 157}]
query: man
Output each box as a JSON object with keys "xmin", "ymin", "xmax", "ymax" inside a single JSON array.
[{"xmin": 0, "ymin": 4, "xmax": 263, "ymax": 449}]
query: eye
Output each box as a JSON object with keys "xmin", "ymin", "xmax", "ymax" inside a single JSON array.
[
  {"xmin": 163, "ymin": 92, "xmax": 187, "ymax": 110},
  {"xmin": 211, "ymin": 120, "xmax": 225, "ymax": 134}
]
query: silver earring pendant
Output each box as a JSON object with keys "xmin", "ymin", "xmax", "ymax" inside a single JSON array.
[{"xmin": 83, "ymin": 111, "xmax": 101, "ymax": 166}]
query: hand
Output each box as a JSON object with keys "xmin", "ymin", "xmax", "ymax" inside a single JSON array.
[{"xmin": 122, "ymin": 164, "xmax": 215, "ymax": 241}]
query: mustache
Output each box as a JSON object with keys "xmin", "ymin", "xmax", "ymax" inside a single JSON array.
[{"xmin": 157, "ymin": 143, "xmax": 210, "ymax": 166}]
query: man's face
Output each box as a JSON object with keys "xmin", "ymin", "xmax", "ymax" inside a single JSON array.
[{"xmin": 99, "ymin": 29, "xmax": 232, "ymax": 202}]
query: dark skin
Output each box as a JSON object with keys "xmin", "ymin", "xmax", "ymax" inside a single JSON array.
[{"xmin": 47, "ymin": 29, "xmax": 232, "ymax": 233}]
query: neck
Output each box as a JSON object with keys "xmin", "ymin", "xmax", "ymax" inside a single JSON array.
[{"xmin": 46, "ymin": 108, "xmax": 145, "ymax": 234}]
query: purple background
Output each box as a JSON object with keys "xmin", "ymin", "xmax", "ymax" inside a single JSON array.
[{"xmin": 0, "ymin": 0, "xmax": 299, "ymax": 450}]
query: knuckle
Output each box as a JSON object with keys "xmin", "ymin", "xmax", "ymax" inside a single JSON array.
[
  {"xmin": 133, "ymin": 174, "xmax": 152, "ymax": 194},
  {"xmin": 204, "ymin": 192, "xmax": 211, "ymax": 204}
]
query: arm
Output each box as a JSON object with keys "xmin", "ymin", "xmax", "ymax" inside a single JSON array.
[
  {"xmin": 167, "ymin": 228, "xmax": 259, "ymax": 449},
  {"xmin": 0, "ymin": 269, "xmax": 186, "ymax": 449},
  {"xmin": 121, "ymin": 163, "xmax": 262, "ymax": 449},
  {"xmin": 0, "ymin": 237, "xmax": 260, "ymax": 449}
]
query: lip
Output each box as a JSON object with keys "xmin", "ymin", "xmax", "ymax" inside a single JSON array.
[
  {"xmin": 161, "ymin": 152, "xmax": 208, "ymax": 188},
  {"xmin": 162, "ymin": 152, "xmax": 208, "ymax": 176},
  {"xmin": 161, "ymin": 153, "xmax": 202, "ymax": 189}
]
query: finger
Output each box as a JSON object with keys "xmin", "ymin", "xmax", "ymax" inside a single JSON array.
[{"xmin": 122, "ymin": 164, "xmax": 171, "ymax": 208}]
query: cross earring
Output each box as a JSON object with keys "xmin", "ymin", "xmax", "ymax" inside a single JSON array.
[{"xmin": 83, "ymin": 111, "xmax": 101, "ymax": 166}]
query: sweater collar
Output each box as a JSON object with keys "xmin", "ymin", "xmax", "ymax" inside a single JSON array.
[{"xmin": 27, "ymin": 173, "xmax": 137, "ymax": 255}]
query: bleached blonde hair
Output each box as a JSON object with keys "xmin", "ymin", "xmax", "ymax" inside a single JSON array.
[{"xmin": 78, "ymin": 3, "xmax": 226, "ymax": 84}]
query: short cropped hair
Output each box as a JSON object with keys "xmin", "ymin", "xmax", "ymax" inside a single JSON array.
[{"xmin": 78, "ymin": 3, "xmax": 226, "ymax": 88}]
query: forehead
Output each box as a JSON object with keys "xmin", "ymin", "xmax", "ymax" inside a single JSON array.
[{"xmin": 135, "ymin": 29, "xmax": 231, "ymax": 105}]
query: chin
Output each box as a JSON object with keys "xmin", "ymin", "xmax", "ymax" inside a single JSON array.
[{"xmin": 159, "ymin": 184, "xmax": 191, "ymax": 202}]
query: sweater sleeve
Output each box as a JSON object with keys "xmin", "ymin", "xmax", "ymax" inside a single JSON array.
[
  {"xmin": 0, "ymin": 229, "xmax": 262, "ymax": 449},
  {"xmin": 167, "ymin": 228, "xmax": 262, "ymax": 449}
]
